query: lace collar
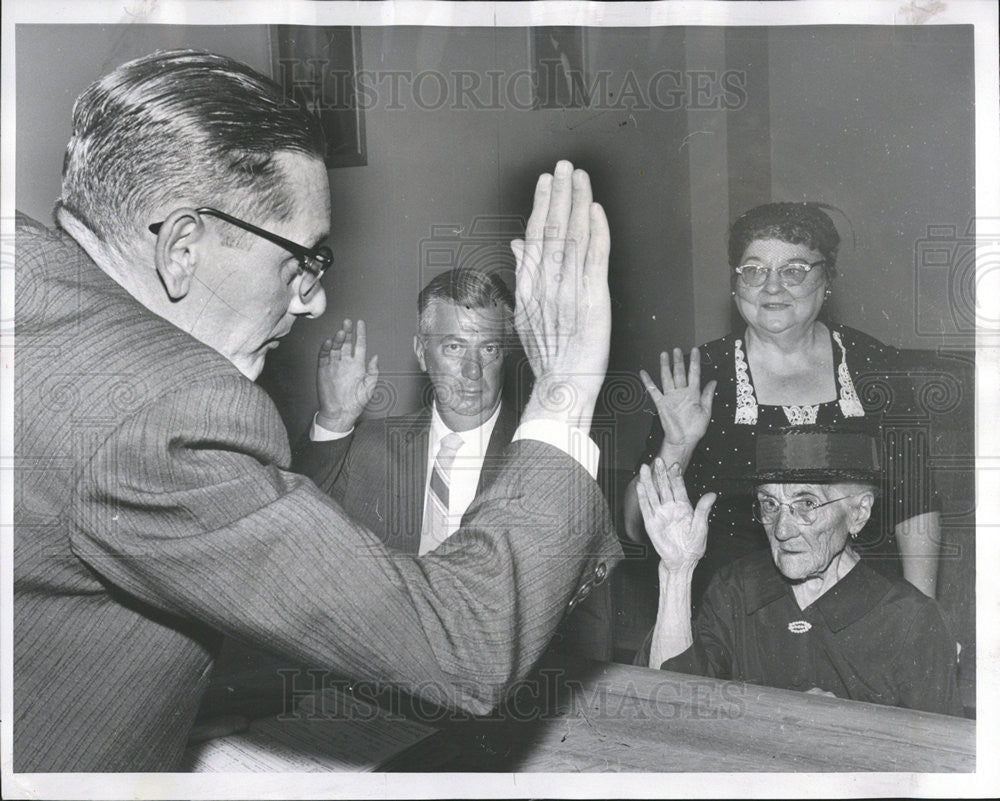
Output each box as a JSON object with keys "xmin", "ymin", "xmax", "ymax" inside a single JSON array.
[{"xmin": 733, "ymin": 329, "xmax": 865, "ymax": 426}]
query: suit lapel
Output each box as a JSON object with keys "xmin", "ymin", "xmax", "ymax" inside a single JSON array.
[
  {"xmin": 387, "ymin": 409, "xmax": 430, "ymax": 556},
  {"xmin": 475, "ymin": 402, "xmax": 519, "ymax": 497},
  {"xmin": 391, "ymin": 403, "xmax": 516, "ymax": 549}
]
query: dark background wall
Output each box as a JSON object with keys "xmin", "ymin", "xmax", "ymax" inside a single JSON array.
[
  {"xmin": 16, "ymin": 23, "xmax": 973, "ymax": 472},
  {"xmin": 15, "ymin": 20, "xmax": 977, "ymax": 699}
]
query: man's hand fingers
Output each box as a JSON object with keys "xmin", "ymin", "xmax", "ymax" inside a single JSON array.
[
  {"xmin": 516, "ymin": 163, "xmax": 609, "ymax": 427},
  {"xmin": 353, "ymin": 319, "xmax": 367, "ymax": 361},
  {"xmin": 566, "ymin": 169, "xmax": 593, "ymax": 274},
  {"xmin": 515, "ymin": 174, "xmax": 547, "ymax": 356},
  {"xmin": 541, "ymin": 161, "xmax": 574, "ymax": 272},
  {"xmin": 542, "ymin": 166, "xmax": 576, "ymax": 356},
  {"xmin": 329, "ymin": 326, "xmax": 348, "ymax": 358},
  {"xmin": 522, "ymin": 173, "xmax": 552, "ymax": 275},
  {"xmin": 510, "ymin": 239, "xmax": 525, "ymax": 269},
  {"xmin": 544, "ymin": 160, "xmax": 573, "ymax": 237},
  {"xmin": 341, "ymin": 319, "xmax": 355, "ymax": 357},
  {"xmin": 514, "ymin": 243, "xmax": 541, "ymax": 361},
  {"xmin": 318, "ymin": 337, "xmax": 335, "ymax": 360},
  {"xmin": 524, "ymin": 173, "xmax": 553, "ymax": 242},
  {"xmin": 366, "ymin": 354, "xmax": 379, "ymax": 377},
  {"xmin": 583, "ymin": 202, "xmax": 609, "ymax": 285}
]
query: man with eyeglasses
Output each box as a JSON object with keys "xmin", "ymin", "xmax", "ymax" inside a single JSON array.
[
  {"xmin": 634, "ymin": 427, "xmax": 960, "ymax": 715},
  {"xmin": 13, "ymin": 50, "xmax": 620, "ymax": 771}
]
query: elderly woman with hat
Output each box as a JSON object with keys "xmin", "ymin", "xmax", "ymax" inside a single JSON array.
[
  {"xmin": 624, "ymin": 202, "xmax": 941, "ymax": 604},
  {"xmin": 635, "ymin": 427, "xmax": 960, "ymax": 716}
]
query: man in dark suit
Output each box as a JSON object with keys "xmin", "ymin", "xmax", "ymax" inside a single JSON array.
[
  {"xmin": 293, "ymin": 269, "xmax": 519, "ymax": 555},
  {"xmin": 12, "ymin": 49, "xmax": 619, "ymax": 771},
  {"xmin": 292, "ymin": 269, "xmax": 614, "ymax": 658}
]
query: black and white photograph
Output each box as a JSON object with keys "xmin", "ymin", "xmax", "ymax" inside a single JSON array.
[{"xmin": 2, "ymin": 1, "xmax": 997, "ymax": 797}]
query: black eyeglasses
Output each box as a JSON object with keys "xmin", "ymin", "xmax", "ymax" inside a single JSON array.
[
  {"xmin": 734, "ymin": 259, "xmax": 825, "ymax": 288},
  {"xmin": 149, "ymin": 207, "xmax": 333, "ymax": 301}
]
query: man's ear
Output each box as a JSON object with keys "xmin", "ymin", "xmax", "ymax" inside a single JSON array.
[
  {"xmin": 848, "ymin": 490, "xmax": 875, "ymax": 535},
  {"xmin": 413, "ymin": 334, "xmax": 427, "ymax": 372},
  {"xmin": 153, "ymin": 208, "xmax": 206, "ymax": 301}
]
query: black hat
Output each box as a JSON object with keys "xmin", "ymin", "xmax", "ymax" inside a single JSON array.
[{"xmin": 752, "ymin": 427, "xmax": 881, "ymax": 485}]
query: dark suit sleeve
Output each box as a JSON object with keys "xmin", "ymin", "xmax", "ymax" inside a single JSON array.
[
  {"xmin": 290, "ymin": 423, "xmax": 354, "ymax": 498},
  {"xmin": 70, "ymin": 375, "xmax": 622, "ymax": 715}
]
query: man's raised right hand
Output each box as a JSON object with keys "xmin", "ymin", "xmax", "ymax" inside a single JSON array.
[
  {"xmin": 315, "ymin": 318, "xmax": 379, "ymax": 433},
  {"xmin": 511, "ymin": 160, "xmax": 611, "ymax": 434}
]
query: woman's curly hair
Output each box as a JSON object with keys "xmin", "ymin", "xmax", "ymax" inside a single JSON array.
[{"xmin": 728, "ymin": 202, "xmax": 841, "ymax": 280}]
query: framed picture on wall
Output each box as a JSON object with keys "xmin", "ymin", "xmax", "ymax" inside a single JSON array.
[{"xmin": 270, "ymin": 25, "xmax": 367, "ymax": 168}]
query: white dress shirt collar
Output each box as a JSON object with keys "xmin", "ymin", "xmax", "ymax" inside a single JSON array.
[{"xmin": 428, "ymin": 401, "xmax": 502, "ymax": 460}]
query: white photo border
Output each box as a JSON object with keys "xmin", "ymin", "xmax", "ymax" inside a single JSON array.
[{"xmin": 2, "ymin": 1, "xmax": 997, "ymax": 798}]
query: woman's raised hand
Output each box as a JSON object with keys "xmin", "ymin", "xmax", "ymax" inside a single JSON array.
[
  {"xmin": 639, "ymin": 347, "xmax": 717, "ymax": 470},
  {"xmin": 635, "ymin": 459, "xmax": 716, "ymax": 570}
]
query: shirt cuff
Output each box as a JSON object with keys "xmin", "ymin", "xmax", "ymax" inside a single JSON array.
[
  {"xmin": 310, "ymin": 413, "xmax": 354, "ymax": 442},
  {"xmin": 512, "ymin": 420, "xmax": 600, "ymax": 480}
]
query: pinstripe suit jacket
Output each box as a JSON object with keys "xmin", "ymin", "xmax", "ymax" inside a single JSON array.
[
  {"xmin": 292, "ymin": 404, "xmax": 519, "ymax": 554},
  {"xmin": 290, "ymin": 405, "xmax": 616, "ymax": 662},
  {"xmin": 13, "ymin": 214, "xmax": 621, "ymax": 771}
]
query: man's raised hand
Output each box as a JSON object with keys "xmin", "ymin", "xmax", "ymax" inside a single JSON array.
[
  {"xmin": 315, "ymin": 319, "xmax": 379, "ymax": 433},
  {"xmin": 511, "ymin": 161, "xmax": 611, "ymax": 433}
]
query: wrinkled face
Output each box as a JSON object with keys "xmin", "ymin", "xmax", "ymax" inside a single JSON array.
[
  {"xmin": 188, "ymin": 151, "xmax": 330, "ymax": 379},
  {"xmin": 414, "ymin": 300, "xmax": 508, "ymax": 431},
  {"xmin": 757, "ymin": 482, "xmax": 870, "ymax": 582},
  {"xmin": 733, "ymin": 238, "xmax": 828, "ymax": 337}
]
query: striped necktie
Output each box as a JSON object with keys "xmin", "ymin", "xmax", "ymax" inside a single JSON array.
[{"xmin": 419, "ymin": 432, "xmax": 464, "ymax": 555}]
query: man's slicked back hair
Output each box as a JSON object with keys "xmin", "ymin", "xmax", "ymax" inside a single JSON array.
[
  {"xmin": 59, "ymin": 49, "xmax": 326, "ymax": 252},
  {"xmin": 417, "ymin": 268, "xmax": 515, "ymax": 334}
]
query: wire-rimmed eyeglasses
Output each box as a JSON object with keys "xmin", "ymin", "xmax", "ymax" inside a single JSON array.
[
  {"xmin": 735, "ymin": 259, "xmax": 825, "ymax": 287},
  {"xmin": 753, "ymin": 494, "xmax": 856, "ymax": 525},
  {"xmin": 149, "ymin": 207, "xmax": 333, "ymax": 301}
]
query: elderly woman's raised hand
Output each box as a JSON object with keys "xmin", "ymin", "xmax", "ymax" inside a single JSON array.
[
  {"xmin": 636, "ymin": 458, "xmax": 716, "ymax": 571},
  {"xmin": 639, "ymin": 348, "xmax": 716, "ymax": 471}
]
